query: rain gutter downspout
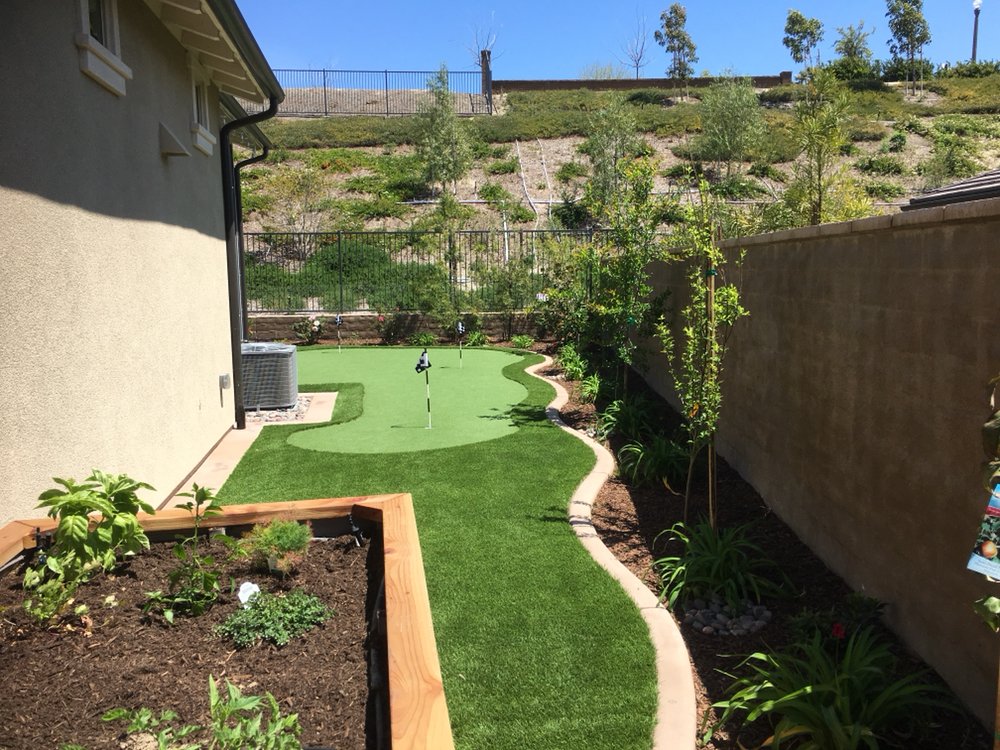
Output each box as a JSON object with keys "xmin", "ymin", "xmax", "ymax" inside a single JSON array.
[
  {"xmin": 220, "ymin": 95, "xmax": 279, "ymax": 430},
  {"xmin": 235, "ymin": 144, "xmax": 269, "ymax": 339}
]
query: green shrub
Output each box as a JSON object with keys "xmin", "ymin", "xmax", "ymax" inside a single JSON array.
[
  {"xmin": 662, "ymin": 162, "xmax": 705, "ymax": 181},
  {"xmin": 510, "ymin": 334, "xmax": 534, "ymax": 349},
  {"xmin": 654, "ymin": 521, "xmax": 786, "ymax": 609},
  {"xmin": 486, "ymin": 157, "xmax": 519, "ymax": 175},
  {"xmin": 579, "ymin": 373, "xmax": 602, "ymax": 404},
  {"xmin": 242, "ymin": 519, "xmax": 312, "ymax": 575},
  {"xmin": 747, "ymin": 162, "xmax": 787, "ymax": 183},
  {"xmin": 465, "ymin": 330, "xmax": 488, "ymax": 346},
  {"xmin": 848, "ymin": 120, "xmax": 888, "ymax": 142},
  {"xmin": 758, "ymin": 85, "xmax": 801, "ymax": 105},
  {"xmin": 855, "ymin": 154, "xmax": 906, "ymax": 176},
  {"xmin": 715, "ymin": 627, "xmax": 953, "ymax": 749},
  {"xmin": 505, "ymin": 202, "xmax": 536, "ymax": 224},
  {"xmin": 936, "ymin": 60, "xmax": 1000, "ymax": 78},
  {"xmin": 884, "ymin": 131, "xmax": 907, "ymax": 152},
  {"xmin": 839, "ymin": 142, "xmax": 860, "ymax": 156},
  {"xmin": 556, "ymin": 343, "xmax": 588, "ymax": 381},
  {"xmin": 864, "ymin": 179, "xmax": 906, "ymax": 200},
  {"xmin": 555, "ymin": 161, "xmax": 589, "ymax": 183},
  {"xmin": 408, "ymin": 332, "xmax": 437, "ymax": 347},
  {"xmin": 215, "ymin": 588, "xmax": 331, "ymax": 648},
  {"xmin": 932, "ymin": 113, "xmax": 1000, "ymax": 138},
  {"xmin": 708, "ymin": 176, "xmax": 767, "ymax": 199},
  {"xmin": 626, "ymin": 89, "xmax": 673, "ymax": 107},
  {"xmin": 478, "ymin": 181, "xmax": 513, "ymax": 203},
  {"xmin": 596, "ymin": 395, "xmax": 652, "ymax": 441},
  {"xmin": 617, "ymin": 435, "xmax": 687, "ymax": 490}
]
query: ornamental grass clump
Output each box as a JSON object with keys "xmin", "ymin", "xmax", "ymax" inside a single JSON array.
[
  {"xmin": 242, "ymin": 519, "xmax": 312, "ymax": 576},
  {"xmin": 715, "ymin": 627, "xmax": 955, "ymax": 749}
]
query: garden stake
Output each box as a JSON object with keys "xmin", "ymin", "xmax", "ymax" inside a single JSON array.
[{"xmin": 415, "ymin": 349, "xmax": 432, "ymax": 429}]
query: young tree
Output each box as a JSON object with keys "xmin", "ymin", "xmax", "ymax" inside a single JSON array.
[
  {"xmin": 586, "ymin": 157, "xmax": 670, "ymax": 390},
  {"xmin": 783, "ymin": 10, "xmax": 825, "ymax": 76},
  {"xmin": 581, "ymin": 96, "xmax": 640, "ymax": 217},
  {"xmin": 830, "ymin": 21, "xmax": 877, "ymax": 80},
  {"xmin": 620, "ymin": 16, "xmax": 650, "ymax": 79},
  {"xmin": 416, "ymin": 66, "xmax": 472, "ymax": 195},
  {"xmin": 696, "ymin": 77, "xmax": 766, "ymax": 178},
  {"xmin": 655, "ymin": 4, "xmax": 699, "ymax": 88},
  {"xmin": 657, "ymin": 183, "xmax": 748, "ymax": 526},
  {"xmin": 885, "ymin": 0, "xmax": 931, "ymax": 95},
  {"xmin": 783, "ymin": 70, "xmax": 870, "ymax": 225}
]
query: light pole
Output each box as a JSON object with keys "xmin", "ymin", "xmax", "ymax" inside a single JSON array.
[{"xmin": 973, "ymin": 0, "xmax": 983, "ymax": 62}]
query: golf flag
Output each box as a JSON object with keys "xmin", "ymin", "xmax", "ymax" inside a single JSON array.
[{"xmin": 415, "ymin": 349, "xmax": 431, "ymax": 373}]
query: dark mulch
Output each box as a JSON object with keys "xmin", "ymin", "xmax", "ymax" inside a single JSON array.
[
  {"xmin": 0, "ymin": 535, "xmax": 370, "ymax": 750},
  {"xmin": 553, "ymin": 363, "xmax": 991, "ymax": 749}
]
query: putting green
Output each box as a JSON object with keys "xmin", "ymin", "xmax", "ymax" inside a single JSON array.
[{"xmin": 288, "ymin": 347, "xmax": 528, "ymax": 454}]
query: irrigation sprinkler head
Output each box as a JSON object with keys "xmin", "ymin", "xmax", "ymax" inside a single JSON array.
[{"xmin": 415, "ymin": 349, "xmax": 431, "ymax": 373}]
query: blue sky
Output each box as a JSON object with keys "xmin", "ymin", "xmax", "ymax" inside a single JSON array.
[{"xmin": 236, "ymin": 1, "xmax": 993, "ymax": 79}]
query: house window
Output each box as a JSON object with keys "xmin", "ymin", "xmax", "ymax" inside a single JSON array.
[
  {"xmin": 76, "ymin": 0, "xmax": 132, "ymax": 96},
  {"xmin": 191, "ymin": 79, "xmax": 217, "ymax": 156}
]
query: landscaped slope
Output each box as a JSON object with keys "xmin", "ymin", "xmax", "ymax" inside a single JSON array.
[{"xmin": 241, "ymin": 79, "xmax": 1000, "ymax": 234}]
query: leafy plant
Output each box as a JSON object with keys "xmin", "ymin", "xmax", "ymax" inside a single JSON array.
[
  {"xmin": 617, "ymin": 434, "xmax": 687, "ymax": 491},
  {"xmin": 101, "ymin": 707, "xmax": 200, "ymax": 750},
  {"xmin": 556, "ymin": 161, "xmax": 589, "ymax": 183},
  {"xmin": 595, "ymin": 395, "xmax": 653, "ymax": 441},
  {"xmin": 416, "ymin": 65, "xmax": 471, "ymax": 194},
  {"xmin": 556, "ymin": 343, "xmax": 588, "ymax": 381},
  {"xmin": 144, "ymin": 484, "xmax": 222, "ymax": 623},
  {"xmin": 654, "ymin": 520, "xmax": 786, "ymax": 610},
  {"xmin": 24, "ymin": 471, "xmax": 155, "ymax": 624},
  {"xmin": 242, "ymin": 519, "xmax": 312, "ymax": 576},
  {"xmin": 579, "ymin": 373, "xmax": 602, "ymax": 404},
  {"xmin": 715, "ymin": 627, "xmax": 952, "ymax": 749},
  {"xmin": 855, "ymin": 153, "xmax": 906, "ymax": 176},
  {"xmin": 104, "ymin": 676, "xmax": 302, "ymax": 750},
  {"xmin": 465, "ymin": 329, "xmax": 488, "ymax": 346},
  {"xmin": 486, "ymin": 157, "xmax": 519, "ymax": 175},
  {"xmin": 510, "ymin": 334, "xmax": 535, "ymax": 349},
  {"xmin": 215, "ymin": 588, "xmax": 331, "ymax": 648},
  {"xmin": 863, "ymin": 179, "xmax": 906, "ymax": 200}
]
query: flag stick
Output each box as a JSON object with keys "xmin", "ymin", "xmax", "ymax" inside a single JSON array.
[
  {"xmin": 425, "ymin": 369, "xmax": 432, "ymax": 429},
  {"xmin": 459, "ymin": 338, "xmax": 463, "ymax": 368}
]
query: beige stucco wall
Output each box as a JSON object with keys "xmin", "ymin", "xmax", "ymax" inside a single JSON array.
[
  {"xmin": 642, "ymin": 200, "xmax": 1000, "ymax": 724},
  {"xmin": 0, "ymin": 2, "xmax": 237, "ymax": 520}
]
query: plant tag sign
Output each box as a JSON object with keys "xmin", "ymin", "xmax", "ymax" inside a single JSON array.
[{"xmin": 967, "ymin": 485, "xmax": 1000, "ymax": 577}]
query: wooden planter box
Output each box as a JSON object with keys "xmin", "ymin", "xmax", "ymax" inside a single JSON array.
[{"xmin": 0, "ymin": 493, "xmax": 454, "ymax": 750}]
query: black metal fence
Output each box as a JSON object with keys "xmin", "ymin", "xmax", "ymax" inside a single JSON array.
[
  {"xmin": 243, "ymin": 230, "xmax": 597, "ymax": 313},
  {"xmin": 244, "ymin": 69, "xmax": 492, "ymax": 117}
]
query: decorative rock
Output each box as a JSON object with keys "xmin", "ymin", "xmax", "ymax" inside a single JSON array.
[
  {"xmin": 701, "ymin": 625, "xmax": 715, "ymax": 635},
  {"xmin": 709, "ymin": 601, "xmax": 722, "ymax": 613},
  {"xmin": 731, "ymin": 628, "xmax": 746, "ymax": 636},
  {"xmin": 715, "ymin": 613, "xmax": 730, "ymax": 625}
]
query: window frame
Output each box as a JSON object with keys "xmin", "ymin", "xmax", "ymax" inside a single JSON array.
[
  {"xmin": 75, "ymin": 0, "xmax": 132, "ymax": 96},
  {"xmin": 189, "ymin": 65, "xmax": 217, "ymax": 156}
]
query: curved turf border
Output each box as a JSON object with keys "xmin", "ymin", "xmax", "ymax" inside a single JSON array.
[{"xmin": 525, "ymin": 356, "xmax": 698, "ymax": 750}]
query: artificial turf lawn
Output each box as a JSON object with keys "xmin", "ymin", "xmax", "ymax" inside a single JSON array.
[
  {"xmin": 290, "ymin": 347, "xmax": 527, "ymax": 453},
  {"xmin": 218, "ymin": 347, "xmax": 657, "ymax": 750}
]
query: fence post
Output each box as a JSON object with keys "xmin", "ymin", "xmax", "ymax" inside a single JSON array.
[
  {"xmin": 384, "ymin": 70, "xmax": 390, "ymax": 117},
  {"xmin": 337, "ymin": 232, "xmax": 344, "ymax": 313},
  {"xmin": 480, "ymin": 50, "xmax": 493, "ymax": 114},
  {"xmin": 322, "ymin": 69, "xmax": 329, "ymax": 116}
]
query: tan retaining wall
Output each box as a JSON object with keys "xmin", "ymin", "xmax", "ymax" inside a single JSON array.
[{"xmin": 642, "ymin": 199, "xmax": 1000, "ymax": 724}]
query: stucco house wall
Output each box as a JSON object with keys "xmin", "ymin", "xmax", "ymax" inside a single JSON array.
[
  {"xmin": 0, "ymin": 1, "xmax": 245, "ymax": 521},
  {"xmin": 641, "ymin": 200, "xmax": 1000, "ymax": 724}
]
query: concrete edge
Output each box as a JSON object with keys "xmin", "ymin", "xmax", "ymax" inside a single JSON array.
[{"xmin": 525, "ymin": 356, "xmax": 698, "ymax": 750}]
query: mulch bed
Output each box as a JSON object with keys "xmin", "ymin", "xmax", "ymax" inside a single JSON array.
[
  {"xmin": 548, "ymin": 359, "xmax": 992, "ymax": 749},
  {"xmin": 0, "ymin": 535, "xmax": 371, "ymax": 750}
]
